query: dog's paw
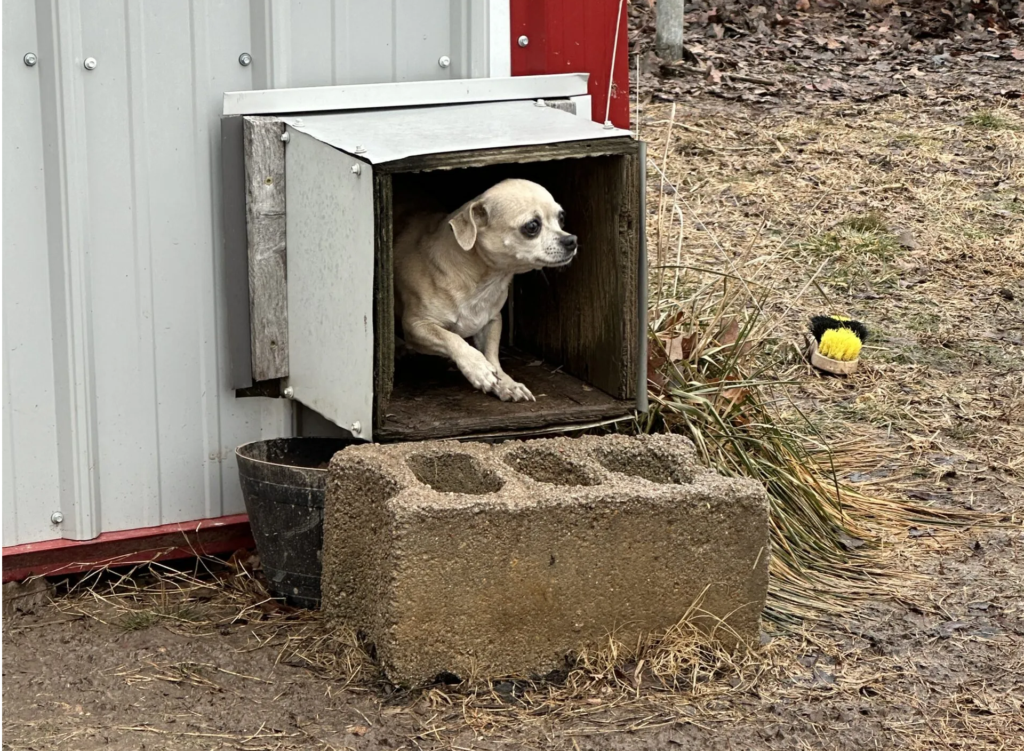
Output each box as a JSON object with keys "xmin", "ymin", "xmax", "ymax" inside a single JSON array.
[
  {"xmin": 460, "ymin": 358, "xmax": 500, "ymax": 393},
  {"xmin": 493, "ymin": 376, "xmax": 535, "ymax": 403}
]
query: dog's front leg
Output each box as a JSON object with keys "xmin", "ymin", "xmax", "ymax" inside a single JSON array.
[
  {"xmin": 405, "ymin": 319, "xmax": 501, "ymax": 395},
  {"xmin": 474, "ymin": 317, "xmax": 535, "ymax": 403}
]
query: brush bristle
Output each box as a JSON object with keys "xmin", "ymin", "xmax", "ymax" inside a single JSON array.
[
  {"xmin": 810, "ymin": 315, "xmax": 870, "ymax": 344},
  {"xmin": 819, "ymin": 327, "xmax": 863, "ymax": 361}
]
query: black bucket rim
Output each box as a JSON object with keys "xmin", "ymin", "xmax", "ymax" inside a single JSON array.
[{"xmin": 235, "ymin": 436, "xmax": 355, "ymax": 473}]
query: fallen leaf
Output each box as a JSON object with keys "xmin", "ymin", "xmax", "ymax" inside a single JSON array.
[
  {"xmin": 795, "ymin": 0, "xmax": 810, "ymax": 10},
  {"xmin": 665, "ymin": 333, "xmax": 697, "ymax": 362},
  {"xmin": 346, "ymin": 725, "xmax": 370, "ymax": 736},
  {"xmin": 647, "ymin": 360, "xmax": 669, "ymax": 391},
  {"xmin": 1012, "ymin": 48, "xmax": 1024, "ymax": 61},
  {"xmin": 718, "ymin": 319, "xmax": 741, "ymax": 346},
  {"xmin": 720, "ymin": 387, "xmax": 747, "ymax": 405}
]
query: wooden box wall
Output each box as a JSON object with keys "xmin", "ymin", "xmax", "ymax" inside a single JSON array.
[{"xmin": 372, "ymin": 138, "xmax": 642, "ymax": 441}]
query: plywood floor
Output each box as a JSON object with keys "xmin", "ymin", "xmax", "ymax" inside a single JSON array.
[{"xmin": 377, "ymin": 350, "xmax": 633, "ymax": 441}]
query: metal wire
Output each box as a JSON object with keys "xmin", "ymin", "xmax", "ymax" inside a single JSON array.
[{"xmin": 604, "ymin": 0, "xmax": 627, "ymax": 128}]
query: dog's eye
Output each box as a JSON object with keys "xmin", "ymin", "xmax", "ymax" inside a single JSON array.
[
  {"xmin": 558, "ymin": 211, "xmax": 565, "ymax": 228},
  {"xmin": 521, "ymin": 219, "xmax": 541, "ymax": 238}
]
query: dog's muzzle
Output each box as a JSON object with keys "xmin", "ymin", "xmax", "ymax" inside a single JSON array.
[{"xmin": 547, "ymin": 234, "xmax": 578, "ymax": 266}]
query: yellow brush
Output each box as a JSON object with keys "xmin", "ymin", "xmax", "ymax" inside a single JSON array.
[
  {"xmin": 808, "ymin": 314, "xmax": 869, "ymax": 374},
  {"xmin": 819, "ymin": 327, "xmax": 863, "ymax": 361}
]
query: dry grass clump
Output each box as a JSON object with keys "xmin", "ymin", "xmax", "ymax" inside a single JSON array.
[
  {"xmin": 639, "ymin": 94, "xmax": 1019, "ymax": 627},
  {"xmin": 52, "ymin": 553, "xmax": 286, "ymax": 632}
]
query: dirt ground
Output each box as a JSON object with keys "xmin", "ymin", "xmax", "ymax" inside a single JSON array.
[{"xmin": 4, "ymin": 8, "xmax": 1023, "ymax": 750}]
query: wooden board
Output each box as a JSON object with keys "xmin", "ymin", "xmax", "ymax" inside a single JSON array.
[
  {"xmin": 373, "ymin": 174, "xmax": 395, "ymax": 429},
  {"xmin": 378, "ymin": 137, "xmax": 636, "ymax": 174},
  {"xmin": 376, "ymin": 350, "xmax": 633, "ymax": 442},
  {"xmin": 512, "ymin": 152, "xmax": 640, "ymax": 400},
  {"xmin": 243, "ymin": 116, "xmax": 289, "ymax": 381}
]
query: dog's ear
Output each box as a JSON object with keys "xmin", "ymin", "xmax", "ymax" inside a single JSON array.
[{"xmin": 449, "ymin": 200, "xmax": 488, "ymax": 251}]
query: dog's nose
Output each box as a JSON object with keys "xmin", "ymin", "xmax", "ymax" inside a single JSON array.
[{"xmin": 559, "ymin": 234, "xmax": 578, "ymax": 251}]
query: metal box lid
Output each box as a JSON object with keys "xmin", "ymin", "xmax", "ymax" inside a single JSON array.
[{"xmin": 280, "ymin": 100, "xmax": 632, "ymax": 165}]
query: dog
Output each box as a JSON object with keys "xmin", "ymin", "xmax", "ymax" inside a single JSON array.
[{"xmin": 393, "ymin": 178, "xmax": 577, "ymax": 402}]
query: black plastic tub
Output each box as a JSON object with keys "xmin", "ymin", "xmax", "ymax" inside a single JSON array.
[{"xmin": 236, "ymin": 437, "xmax": 355, "ymax": 608}]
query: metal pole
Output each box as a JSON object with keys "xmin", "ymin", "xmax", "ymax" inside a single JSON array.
[
  {"xmin": 655, "ymin": 0, "xmax": 685, "ymax": 62},
  {"xmin": 636, "ymin": 141, "xmax": 649, "ymax": 415}
]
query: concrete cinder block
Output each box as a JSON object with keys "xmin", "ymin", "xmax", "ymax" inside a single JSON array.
[{"xmin": 323, "ymin": 433, "xmax": 769, "ymax": 686}]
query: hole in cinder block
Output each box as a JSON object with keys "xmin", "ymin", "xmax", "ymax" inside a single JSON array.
[
  {"xmin": 594, "ymin": 445, "xmax": 695, "ymax": 485},
  {"xmin": 406, "ymin": 452, "xmax": 504, "ymax": 495},
  {"xmin": 503, "ymin": 446, "xmax": 601, "ymax": 487}
]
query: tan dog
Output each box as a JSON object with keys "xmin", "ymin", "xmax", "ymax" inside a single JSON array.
[{"xmin": 394, "ymin": 179, "xmax": 578, "ymax": 402}]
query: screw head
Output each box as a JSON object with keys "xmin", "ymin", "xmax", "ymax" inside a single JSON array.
[
  {"xmin": 351, "ymin": 164, "xmax": 362, "ymax": 175},
  {"xmin": 518, "ymin": 35, "xmax": 529, "ymax": 47},
  {"xmin": 283, "ymin": 386, "xmax": 295, "ymax": 399},
  {"xmin": 238, "ymin": 52, "xmax": 252, "ymax": 66},
  {"xmin": 438, "ymin": 55, "xmax": 451, "ymax": 68},
  {"xmin": 50, "ymin": 511, "xmax": 64, "ymax": 525},
  {"xmin": 280, "ymin": 131, "xmax": 290, "ymax": 143},
  {"xmin": 23, "ymin": 52, "xmax": 37, "ymax": 67},
  {"xmin": 350, "ymin": 421, "xmax": 363, "ymax": 436},
  {"xmin": 83, "ymin": 57, "xmax": 97, "ymax": 70}
]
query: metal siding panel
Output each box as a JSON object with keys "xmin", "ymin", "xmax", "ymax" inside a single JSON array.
[
  {"xmin": 287, "ymin": 0, "xmax": 334, "ymax": 87},
  {"xmin": 3, "ymin": 359, "xmax": 19, "ymax": 546},
  {"xmin": 2, "ymin": 1, "xmax": 64, "ymax": 545},
  {"xmin": 333, "ymin": 0, "xmax": 395, "ymax": 84},
  {"xmin": 248, "ymin": 0, "xmax": 291, "ymax": 89},
  {"xmin": 77, "ymin": 1, "xmax": 162, "ymax": 532},
  {"xmin": 2, "ymin": 0, "xmax": 286, "ymax": 546},
  {"xmin": 284, "ymin": 130, "xmax": 374, "ymax": 438},
  {"xmin": 36, "ymin": 0, "xmax": 103, "ymax": 541},
  {"xmin": 394, "ymin": 0, "xmax": 452, "ymax": 81},
  {"xmin": 4, "ymin": 0, "xmax": 515, "ymax": 547},
  {"xmin": 129, "ymin": 1, "xmax": 212, "ymax": 525},
  {"xmin": 488, "ymin": 0, "xmax": 511, "ymax": 77},
  {"xmin": 449, "ymin": 0, "xmax": 490, "ymax": 79}
]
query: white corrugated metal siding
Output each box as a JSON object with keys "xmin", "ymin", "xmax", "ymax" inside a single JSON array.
[{"xmin": 2, "ymin": 0, "xmax": 504, "ymax": 545}]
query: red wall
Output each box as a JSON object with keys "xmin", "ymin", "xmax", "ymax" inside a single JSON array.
[{"xmin": 510, "ymin": 0, "xmax": 631, "ymax": 131}]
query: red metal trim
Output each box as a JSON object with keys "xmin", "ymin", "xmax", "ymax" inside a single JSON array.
[
  {"xmin": 510, "ymin": 0, "xmax": 631, "ymax": 130},
  {"xmin": 1, "ymin": 514, "xmax": 254, "ymax": 582}
]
